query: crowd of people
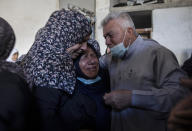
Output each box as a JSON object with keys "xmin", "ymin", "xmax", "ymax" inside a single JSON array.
[{"xmin": 0, "ymin": 8, "xmax": 191, "ymax": 131}]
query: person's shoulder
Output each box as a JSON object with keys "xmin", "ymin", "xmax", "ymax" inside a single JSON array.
[
  {"xmin": 0, "ymin": 69, "xmax": 32, "ymax": 99},
  {"xmin": 0, "ymin": 69, "xmax": 26, "ymax": 85},
  {"xmin": 99, "ymin": 54, "xmax": 110, "ymax": 60},
  {"xmin": 143, "ymin": 38, "xmax": 172, "ymax": 53},
  {"xmin": 142, "ymin": 39, "xmax": 178, "ymax": 64},
  {"xmin": 143, "ymin": 38, "xmax": 161, "ymax": 48},
  {"xmin": 99, "ymin": 54, "xmax": 112, "ymax": 69},
  {"xmin": 0, "ymin": 62, "xmax": 28, "ymax": 88}
]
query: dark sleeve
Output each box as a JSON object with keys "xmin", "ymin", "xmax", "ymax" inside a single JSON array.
[
  {"xmin": 105, "ymin": 68, "xmax": 111, "ymax": 93},
  {"xmin": 0, "ymin": 71, "xmax": 41, "ymax": 131},
  {"xmin": 182, "ymin": 54, "xmax": 192, "ymax": 77},
  {"xmin": 99, "ymin": 66, "xmax": 110, "ymax": 93},
  {"xmin": 99, "ymin": 55, "xmax": 109, "ymax": 70}
]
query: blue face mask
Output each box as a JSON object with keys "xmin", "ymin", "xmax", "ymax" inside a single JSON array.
[
  {"xmin": 110, "ymin": 30, "xmax": 130, "ymax": 58},
  {"xmin": 77, "ymin": 76, "xmax": 101, "ymax": 85},
  {"xmin": 110, "ymin": 42, "xmax": 128, "ymax": 58}
]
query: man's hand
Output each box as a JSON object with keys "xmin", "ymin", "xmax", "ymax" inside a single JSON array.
[
  {"xmin": 103, "ymin": 89, "xmax": 132, "ymax": 110},
  {"xmin": 168, "ymin": 95, "xmax": 192, "ymax": 131}
]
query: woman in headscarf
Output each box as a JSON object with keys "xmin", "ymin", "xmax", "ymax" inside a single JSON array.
[
  {"xmin": 20, "ymin": 9, "xmax": 92, "ymax": 131},
  {"xmin": 0, "ymin": 17, "xmax": 41, "ymax": 131},
  {"xmin": 74, "ymin": 39, "xmax": 111, "ymax": 131},
  {"xmin": 6, "ymin": 48, "xmax": 19, "ymax": 62}
]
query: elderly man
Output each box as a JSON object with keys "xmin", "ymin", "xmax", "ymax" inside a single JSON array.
[{"xmin": 100, "ymin": 12, "xmax": 190, "ymax": 131}]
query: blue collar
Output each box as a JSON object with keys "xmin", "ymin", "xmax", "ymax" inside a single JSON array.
[{"xmin": 77, "ymin": 76, "xmax": 101, "ymax": 85}]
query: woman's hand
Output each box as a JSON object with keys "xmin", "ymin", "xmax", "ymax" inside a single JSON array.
[
  {"xmin": 168, "ymin": 95, "xmax": 192, "ymax": 131},
  {"xmin": 180, "ymin": 78, "xmax": 192, "ymax": 89}
]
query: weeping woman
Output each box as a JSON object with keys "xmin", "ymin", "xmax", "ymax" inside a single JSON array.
[{"xmin": 20, "ymin": 9, "xmax": 94, "ymax": 131}]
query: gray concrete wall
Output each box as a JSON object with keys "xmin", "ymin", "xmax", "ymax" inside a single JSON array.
[{"xmin": 152, "ymin": 6, "xmax": 192, "ymax": 65}]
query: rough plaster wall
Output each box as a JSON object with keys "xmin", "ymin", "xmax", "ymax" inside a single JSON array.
[
  {"xmin": 95, "ymin": 0, "xmax": 110, "ymax": 55},
  {"xmin": 152, "ymin": 7, "xmax": 192, "ymax": 65},
  {"xmin": 0, "ymin": 0, "xmax": 59, "ymax": 56},
  {"xmin": 59, "ymin": 0, "xmax": 94, "ymax": 12}
]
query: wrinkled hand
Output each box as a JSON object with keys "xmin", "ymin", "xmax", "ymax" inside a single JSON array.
[
  {"xmin": 103, "ymin": 89, "xmax": 132, "ymax": 110},
  {"xmin": 180, "ymin": 78, "xmax": 192, "ymax": 89},
  {"xmin": 168, "ymin": 95, "xmax": 192, "ymax": 131},
  {"xmin": 66, "ymin": 44, "xmax": 82, "ymax": 59}
]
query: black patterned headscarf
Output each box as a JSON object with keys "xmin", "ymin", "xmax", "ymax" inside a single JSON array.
[
  {"xmin": 21, "ymin": 9, "xmax": 92, "ymax": 94},
  {"xmin": 0, "ymin": 17, "xmax": 15, "ymax": 60},
  {"xmin": 0, "ymin": 17, "xmax": 27, "ymax": 82},
  {"xmin": 75, "ymin": 39, "xmax": 101, "ymax": 79},
  {"xmin": 87, "ymin": 39, "xmax": 101, "ymax": 58}
]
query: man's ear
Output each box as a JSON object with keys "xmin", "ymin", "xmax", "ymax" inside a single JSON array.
[{"xmin": 127, "ymin": 27, "xmax": 134, "ymax": 36}]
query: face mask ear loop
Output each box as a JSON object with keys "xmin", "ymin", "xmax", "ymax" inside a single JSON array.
[
  {"xmin": 122, "ymin": 29, "xmax": 127, "ymax": 46},
  {"xmin": 123, "ymin": 30, "xmax": 127, "ymax": 43},
  {"xmin": 127, "ymin": 39, "xmax": 131, "ymax": 49},
  {"xmin": 127, "ymin": 28, "xmax": 133, "ymax": 49}
]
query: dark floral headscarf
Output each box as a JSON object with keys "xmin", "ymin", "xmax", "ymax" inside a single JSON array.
[{"xmin": 21, "ymin": 9, "xmax": 92, "ymax": 94}]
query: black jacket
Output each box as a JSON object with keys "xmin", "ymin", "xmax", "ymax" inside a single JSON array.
[{"xmin": 0, "ymin": 70, "xmax": 41, "ymax": 131}]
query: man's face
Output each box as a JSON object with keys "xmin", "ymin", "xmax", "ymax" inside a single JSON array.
[
  {"xmin": 67, "ymin": 35, "xmax": 90, "ymax": 59},
  {"xmin": 103, "ymin": 19, "xmax": 125, "ymax": 48},
  {"xmin": 79, "ymin": 47, "xmax": 99, "ymax": 78}
]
